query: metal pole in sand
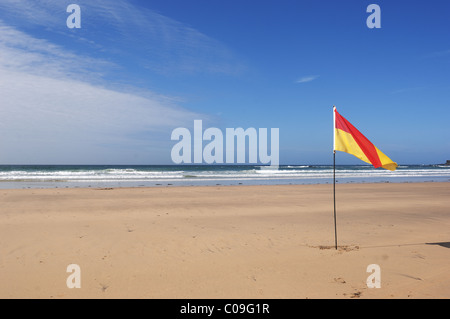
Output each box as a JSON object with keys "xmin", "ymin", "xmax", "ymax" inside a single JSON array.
[{"xmin": 333, "ymin": 105, "xmax": 338, "ymax": 250}]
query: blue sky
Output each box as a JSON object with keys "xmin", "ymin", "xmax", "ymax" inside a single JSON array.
[{"xmin": 0, "ymin": 0, "xmax": 449, "ymax": 165}]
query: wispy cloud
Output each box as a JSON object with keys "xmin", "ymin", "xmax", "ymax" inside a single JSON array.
[
  {"xmin": 420, "ymin": 49, "xmax": 450, "ymax": 60},
  {"xmin": 296, "ymin": 75, "xmax": 320, "ymax": 84},
  {"xmin": 0, "ymin": 0, "xmax": 62, "ymax": 27},
  {"xmin": 391, "ymin": 86, "xmax": 426, "ymax": 94},
  {"xmin": 0, "ymin": 22, "xmax": 115, "ymax": 82},
  {"xmin": 0, "ymin": 0, "xmax": 247, "ymax": 164},
  {"xmin": 0, "ymin": 1, "xmax": 247, "ymax": 163},
  {"xmin": 0, "ymin": 0, "xmax": 243, "ymax": 76},
  {"xmin": 0, "ymin": 22, "xmax": 205, "ymax": 164}
]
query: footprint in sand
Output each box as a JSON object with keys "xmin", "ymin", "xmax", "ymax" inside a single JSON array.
[
  {"xmin": 350, "ymin": 291, "xmax": 362, "ymax": 298},
  {"xmin": 334, "ymin": 277, "xmax": 346, "ymax": 284},
  {"xmin": 343, "ymin": 290, "xmax": 362, "ymax": 298}
]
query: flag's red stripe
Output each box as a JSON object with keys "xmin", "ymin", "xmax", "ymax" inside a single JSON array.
[
  {"xmin": 335, "ymin": 110, "xmax": 382, "ymax": 168},
  {"xmin": 335, "ymin": 111, "xmax": 351, "ymax": 133}
]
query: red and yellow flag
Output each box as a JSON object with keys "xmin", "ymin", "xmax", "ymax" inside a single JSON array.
[{"xmin": 333, "ymin": 106, "xmax": 397, "ymax": 171}]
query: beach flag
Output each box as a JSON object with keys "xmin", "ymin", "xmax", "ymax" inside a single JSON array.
[
  {"xmin": 332, "ymin": 106, "xmax": 397, "ymax": 250},
  {"xmin": 333, "ymin": 106, "xmax": 398, "ymax": 171}
]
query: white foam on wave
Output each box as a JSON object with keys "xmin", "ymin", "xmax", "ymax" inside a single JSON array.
[
  {"xmin": 1, "ymin": 167, "xmax": 450, "ymax": 183},
  {"xmin": 0, "ymin": 169, "xmax": 185, "ymax": 181}
]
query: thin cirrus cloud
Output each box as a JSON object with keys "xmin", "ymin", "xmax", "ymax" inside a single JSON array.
[
  {"xmin": 296, "ymin": 75, "xmax": 320, "ymax": 84},
  {"xmin": 0, "ymin": 0, "xmax": 243, "ymax": 76},
  {"xmin": 0, "ymin": 0, "xmax": 243, "ymax": 164},
  {"xmin": 0, "ymin": 23, "xmax": 114, "ymax": 81},
  {"xmin": 0, "ymin": 24, "xmax": 204, "ymax": 164},
  {"xmin": 422, "ymin": 49, "xmax": 450, "ymax": 59}
]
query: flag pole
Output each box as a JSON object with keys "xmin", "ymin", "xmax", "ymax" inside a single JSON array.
[
  {"xmin": 333, "ymin": 106, "xmax": 338, "ymax": 250},
  {"xmin": 333, "ymin": 150, "xmax": 337, "ymax": 250}
]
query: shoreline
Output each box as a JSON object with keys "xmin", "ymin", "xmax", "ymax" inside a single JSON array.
[
  {"xmin": 1, "ymin": 164, "xmax": 449, "ymax": 190},
  {"xmin": 0, "ymin": 177, "xmax": 449, "ymax": 190},
  {"xmin": 1, "ymin": 182, "xmax": 449, "ymax": 298}
]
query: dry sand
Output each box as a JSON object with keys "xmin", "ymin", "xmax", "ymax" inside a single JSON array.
[{"xmin": 0, "ymin": 182, "xmax": 449, "ymax": 299}]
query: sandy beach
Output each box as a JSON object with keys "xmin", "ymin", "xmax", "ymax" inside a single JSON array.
[{"xmin": 0, "ymin": 182, "xmax": 449, "ymax": 299}]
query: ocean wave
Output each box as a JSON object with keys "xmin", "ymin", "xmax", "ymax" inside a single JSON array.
[
  {"xmin": 0, "ymin": 169, "xmax": 185, "ymax": 181},
  {"xmin": 1, "ymin": 166, "xmax": 450, "ymax": 183},
  {"xmin": 286, "ymin": 165, "xmax": 310, "ymax": 168}
]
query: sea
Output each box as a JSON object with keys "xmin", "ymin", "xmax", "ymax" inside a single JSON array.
[{"xmin": 0, "ymin": 164, "xmax": 449, "ymax": 189}]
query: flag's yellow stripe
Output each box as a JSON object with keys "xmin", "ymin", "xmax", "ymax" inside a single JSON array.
[
  {"xmin": 335, "ymin": 128, "xmax": 398, "ymax": 171},
  {"xmin": 334, "ymin": 128, "xmax": 371, "ymax": 164},
  {"xmin": 376, "ymin": 148, "xmax": 398, "ymax": 171}
]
